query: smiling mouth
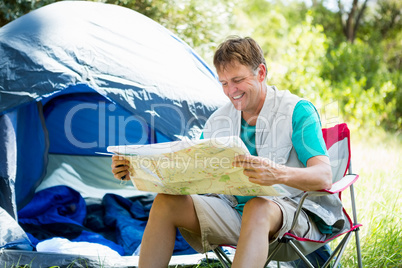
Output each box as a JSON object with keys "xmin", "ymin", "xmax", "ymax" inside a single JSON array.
[{"xmin": 232, "ymin": 93, "xmax": 245, "ymax": 100}]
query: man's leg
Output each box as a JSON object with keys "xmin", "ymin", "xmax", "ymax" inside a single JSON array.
[
  {"xmin": 139, "ymin": 194, "xmax": 201, "ymax": 268},
  {"xmin": 232, "ymin": 197, "xmax": 283, "ymax": 268}
]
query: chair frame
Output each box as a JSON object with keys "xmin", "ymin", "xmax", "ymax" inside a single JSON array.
[{"xmin": 213, "ymin": 124, "xmax": 363, "ymax": 268}]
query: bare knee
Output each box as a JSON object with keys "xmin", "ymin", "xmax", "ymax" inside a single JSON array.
[
  {"xmin": 243, "ymin": 197, "xmax": 279, "ymax": 215},
  {"xmin": 152, "ymin": 194, "xmax": 192, "ymax": 214},
  {"xmin": 150, "ymin": 194, "xmax": 200, "ymax": 232},
  {"xmin": 242, "ymin": 197, "xmax": 283, "ymax": 235}
]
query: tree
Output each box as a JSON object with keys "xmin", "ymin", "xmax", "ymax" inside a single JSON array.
[
  {"xmin": 375, "ymin": 0, "xmax": 402, "ymax": 39},
  {"xmin": 0, "ymin": 0, "xmax": 59, "ymax": 27},
  {"xmin": 337, "ymin": 0, "xmax": 369, "ymax": 43},
  {"xmin": 310, "ymin": 1, "xmax": 345, "ymax": 45}
]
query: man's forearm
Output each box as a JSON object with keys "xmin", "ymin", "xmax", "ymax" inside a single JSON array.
[{"xmin": 279, "ymin": 155, "xmax": 332, "ymax": 191}]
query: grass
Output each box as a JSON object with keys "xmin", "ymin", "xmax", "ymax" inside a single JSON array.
[
  {"xmin": 334, "ymin": 127, "xmax": 402, "ymax": 267},
  {"xmin": 3, "ymin": 259, "xmax": 92, "ymax": 268}
]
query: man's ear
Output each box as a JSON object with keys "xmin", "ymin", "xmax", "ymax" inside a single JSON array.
[{"xmin": 258, "ymin": 64, "xmax": 266, "ymax": 82}]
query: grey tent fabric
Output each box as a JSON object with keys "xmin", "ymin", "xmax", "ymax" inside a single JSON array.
[
  {"xmin": 0, "ymin": 113, "xmax": 17, "ymax": 219},
  {"xmin": 0, "ymin": 207, "xmax": 32, "ymax": 251}
]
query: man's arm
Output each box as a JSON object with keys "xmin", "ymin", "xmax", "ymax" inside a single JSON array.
[
  {"xmin": 282, "ymin": 155, "xmax": 332, "ymax": 191},
  {"xmin": 233, "ymin": 154, "xmax": 332, "ymax": 191}
]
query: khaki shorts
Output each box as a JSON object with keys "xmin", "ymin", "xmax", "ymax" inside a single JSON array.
[{"xmin": 178, "ymin": 194, "xmax": 326, "ymax": 253}]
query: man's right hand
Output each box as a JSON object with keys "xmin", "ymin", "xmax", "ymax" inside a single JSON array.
[{"xmin": 111, "ymin": 155, "xmax": 131, "ymax": 181}]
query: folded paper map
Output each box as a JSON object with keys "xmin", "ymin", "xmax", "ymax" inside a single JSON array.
[{"xmin": 107, "ymin": 136, "xmax": 289, "ymax": 196}]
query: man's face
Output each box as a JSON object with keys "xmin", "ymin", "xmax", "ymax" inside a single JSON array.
[{"xmin": 217, "ymin": 61, "xmax": 264, "ymax": 116}]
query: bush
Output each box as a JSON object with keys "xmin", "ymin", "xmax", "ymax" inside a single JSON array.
[{"xmin": 321, "ymin": 40, "xmax": 401, "ymax": 131}]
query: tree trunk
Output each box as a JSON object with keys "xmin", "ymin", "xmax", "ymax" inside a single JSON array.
[
  {"xmin": 345, "ymin": 0, "xmax": 359, "ymax": 42},
  {"xmin": 338, "ymin": 0, "xmax": 369, "ymax": 43}
]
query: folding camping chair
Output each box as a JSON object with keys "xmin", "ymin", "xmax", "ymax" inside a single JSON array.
[{"xmin": 213, "ymin": 123, "xmax": 363, "ymax": 268}]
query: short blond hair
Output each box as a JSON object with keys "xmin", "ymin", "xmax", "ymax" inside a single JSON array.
[{"xmin": 213, "ymin": 36, "xmax": 267, "ymax": 77}]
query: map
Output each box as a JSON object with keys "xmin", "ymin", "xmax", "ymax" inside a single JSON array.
[{"xmin": 107, "ymin": 136, "xmax": 290, "ymax": 196}]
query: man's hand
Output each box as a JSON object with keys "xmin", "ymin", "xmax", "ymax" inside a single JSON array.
[
  {"xmin": 234, "ymin": 154, "xmax": 332, "ymax": 191},
  {"xmin": 232, "ymin": 155, "xmax": 287, "ymax": 186},
  {"xmin": 111, "ymin": 155, "xmax": 131, "ymax": 181}
]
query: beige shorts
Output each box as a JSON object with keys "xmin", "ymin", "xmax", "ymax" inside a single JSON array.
[{"xmin": 178, "ymin": 194, "xmax": 326, "ymax": 253}]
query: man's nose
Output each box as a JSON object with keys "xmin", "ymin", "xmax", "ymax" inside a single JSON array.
[{"xmin": 227, "ymin": 82, "xmax": 238, "ymax": 94}]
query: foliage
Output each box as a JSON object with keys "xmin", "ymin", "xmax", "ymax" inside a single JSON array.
[
  {"xmin": 370, "ymin": 0, "xmax": 402, "ymax": 41},
  {"xmin": 101, "ymin": 0, "xmax": 236, "ymax": 66},
  {"xmin": 271, "ymin": 14, "xmax": 329, "ymax": 104},
  {"xmin": 321, "ymin": 39, "xmax": 401, "ymax": 131},
  {"xmin": 310, "ymin": 1, "xmax": 346, "ymax": 45},
  {"xmin": 228, "ymin": 0, "xmax": 400, "ymax": 132},
  {"xmin": 0, "ymin": 0, "xmax": 59, "ymax": 26}
]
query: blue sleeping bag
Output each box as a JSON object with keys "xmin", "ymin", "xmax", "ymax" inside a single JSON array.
[{"xmin": 18, "ymin": 186, "xmax": 196, "ymax": 256}]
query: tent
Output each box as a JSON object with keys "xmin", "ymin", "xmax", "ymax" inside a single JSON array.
[{"xmin": 0, "ymin": 1, "xmax": 227, "ymax": 266}]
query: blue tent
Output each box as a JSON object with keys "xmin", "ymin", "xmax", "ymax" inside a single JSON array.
[{"xmin": 0, "ymin": 1, "xmax": 227, "ymax": 265}]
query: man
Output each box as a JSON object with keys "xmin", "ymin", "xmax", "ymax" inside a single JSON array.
[{"xmin": 112, "ymin": 37, "xmax": 345, "ymax": 268}]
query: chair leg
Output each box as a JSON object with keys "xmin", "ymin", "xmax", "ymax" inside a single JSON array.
[
  {"xmin": 264, "ymin": 242, "xmax": 284, "ymax": 267},
  {"xmin": 321, "ymin": 232, "xmax": 352, "ymax": 268},
  {"xmin": 349, "ymin": 185, "xmax": 363, "ymax": 268},
  {"xmin": 213, "ymin": 247, "xmax": 232, "ymax": 268},
  {"xmin": 349, "ymin": 162, "xmax": 363, "ymax": 268},
  {"xmin": 332, "ymin": 232, "xmax": 353, "ymax": 268},
  {"xmin": 288, "ymin": 240, "xmax": 315, "ymax": 268},
  {"xmin": 354, "ymin": 227, "xmax": 363, "ymax": 268}
]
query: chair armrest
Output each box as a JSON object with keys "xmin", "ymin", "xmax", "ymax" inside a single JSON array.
[
  {"xmin": 288, "ymin": 174, "xmax": 359, "ymax": 232},
  {"xmin": 307, "ymin": 174, "xmax": 359, "ymax": 196}
]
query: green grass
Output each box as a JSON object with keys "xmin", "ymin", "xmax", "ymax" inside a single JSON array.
[{"xmin": 334, "ymin": 127, "xmax": 402, "ymax": 267}]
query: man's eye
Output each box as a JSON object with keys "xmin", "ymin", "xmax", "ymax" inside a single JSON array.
[
  {"xmin": 221, "ymin": 82, "xmax": 228, "ymax": 86},
  {"xmin": 234, "ymin": 79, "xmax": 244, "ymax": 84}
]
